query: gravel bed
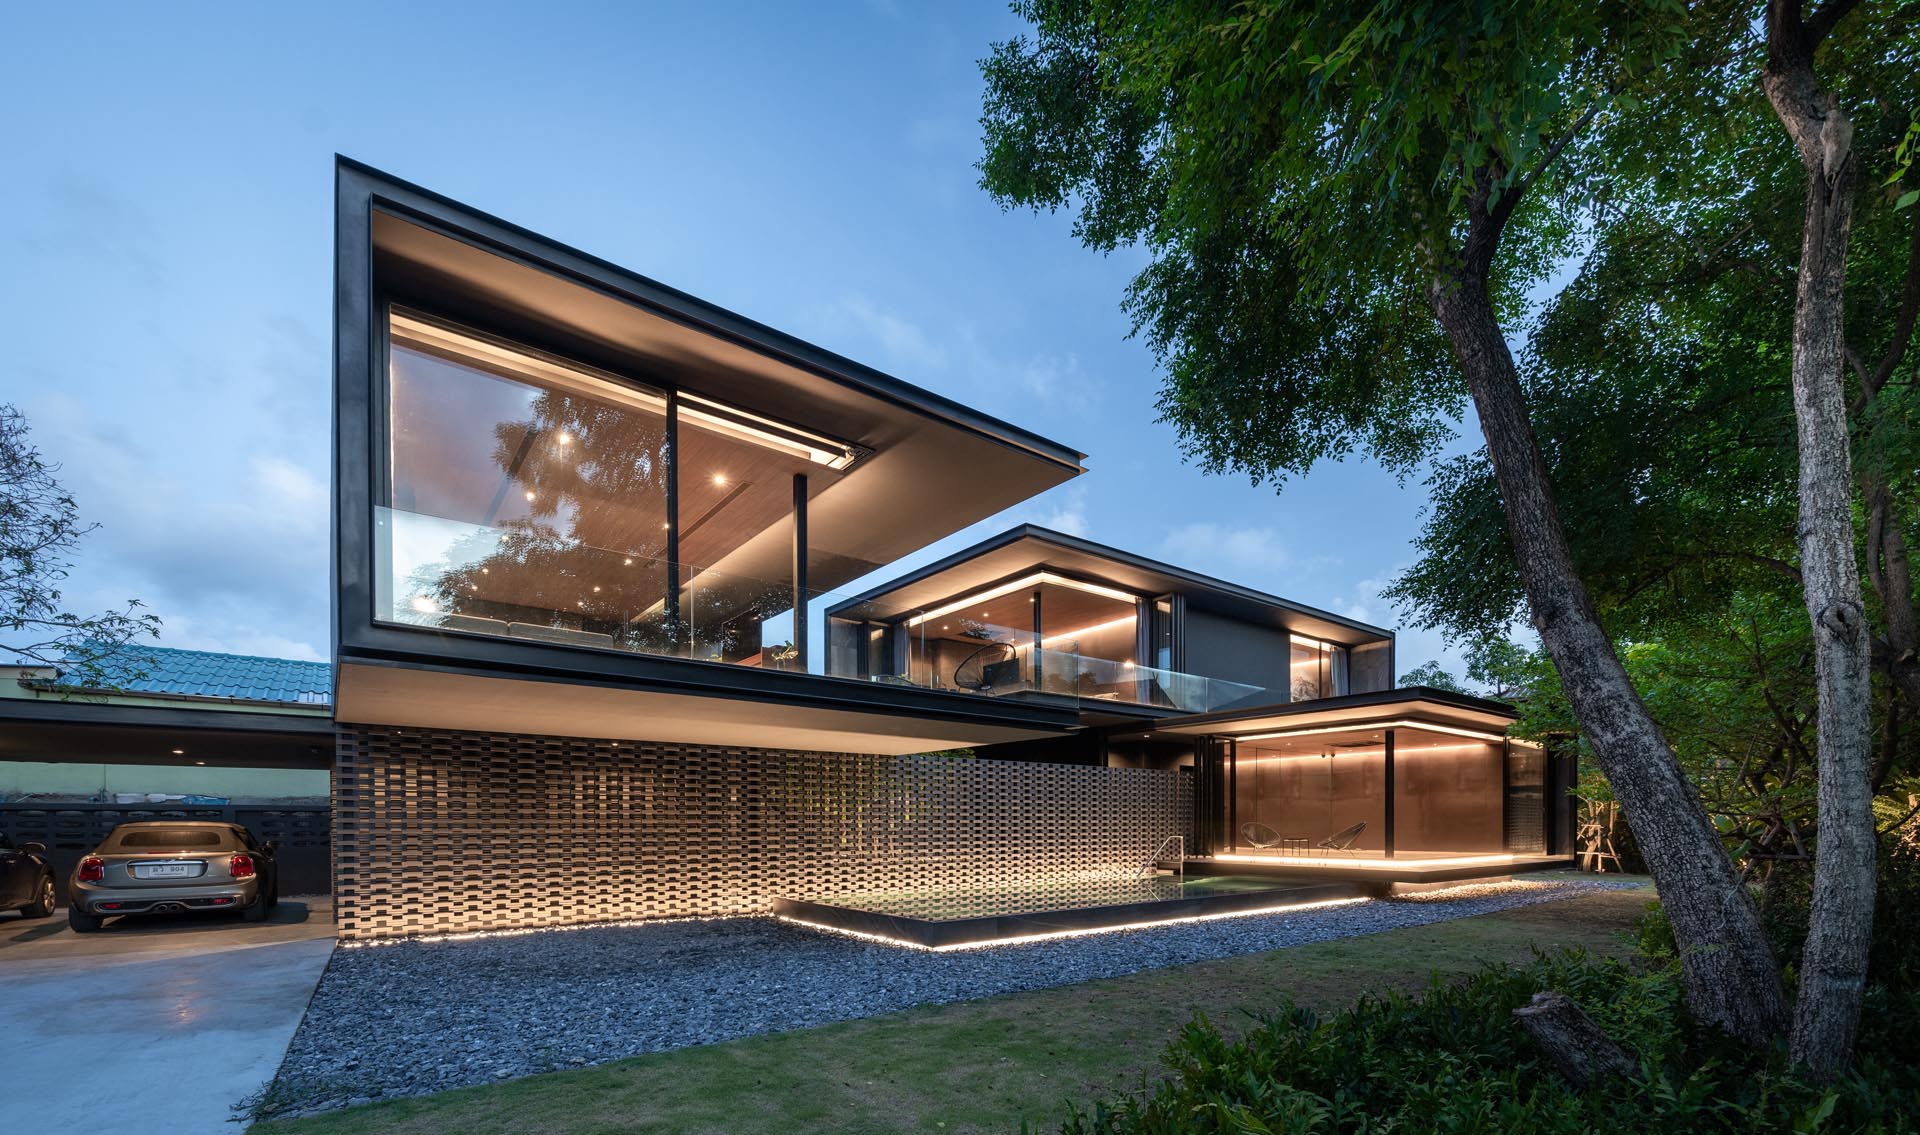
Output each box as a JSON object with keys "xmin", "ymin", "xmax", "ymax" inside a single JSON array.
[{"xmin": 263, "ymin": 877, "xmax": 1642, "ymax": 1119}]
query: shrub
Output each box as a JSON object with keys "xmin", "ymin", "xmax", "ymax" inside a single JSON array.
[
  {"xmin": 1759, "ymin": 841, "xmax": 1920, "ymax": 992},
  {"xmin": 1049, "ymin": 952, "xmax": 1920, "ymax": 1134}
]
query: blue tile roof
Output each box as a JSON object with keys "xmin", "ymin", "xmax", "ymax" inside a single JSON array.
[{"xmin": 55, "ymin": 645, "xmax": 333, "ymax": 707}]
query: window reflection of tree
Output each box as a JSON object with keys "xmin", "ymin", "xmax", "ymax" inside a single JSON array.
[{"xmin": 413, "ymin": 390, "xmax": 676, "ymax": 649}]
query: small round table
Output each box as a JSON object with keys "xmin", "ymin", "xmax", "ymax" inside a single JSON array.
[{"xmin": 1280, "ymin": 836, "xmax": 1310, "ymax": 857}]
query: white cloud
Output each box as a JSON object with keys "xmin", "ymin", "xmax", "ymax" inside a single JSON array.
[
  {"xmin": 1009, "ymin": 484, "xmax": 1089, "ymax": 537},
  {"xmin": 1158, "ymin": 523, "xmax": 1295, "ymax": 578},
  {"xmin": 834, "ymin": 294, "xmax": 949, "ymax": 372}
]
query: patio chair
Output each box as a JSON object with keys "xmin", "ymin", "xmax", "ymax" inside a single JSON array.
[
  {"xmin": 1316, "ymin": 821, "xmax": 1367, "ymax": 858},
  {"xmin": 1239, "ymin": 821, "xmax": 1283, "ymax": 849}
]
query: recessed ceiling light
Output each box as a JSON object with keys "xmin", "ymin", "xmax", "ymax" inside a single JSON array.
[
  {"xmin": 194, "ymin": 761, "xmax": 206, "ymax": 766},
  {"xmin": 556, "ymin": 431, "xmax": 573, "ymax": 445},
  {"xmin": 592, "ymin": 586, "xmax": 602, "ymax": 592},
  {"xmin": 525, "ymin": 491, "xmax": 537, "ymax": 501},
  {"xmin": 712, "ymin": 473, "xmax": 728, "ymax": 486},
  {"xmin": 170, "ymin": 748, "xmax": 185, "ymax": 755},
  {"xmin": 624, "ymin": 557, "xmax": 634, "ymax": 565}
]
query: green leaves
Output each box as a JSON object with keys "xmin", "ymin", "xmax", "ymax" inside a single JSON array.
[
  {"xmin": 979, "ymin": 1, "xmax": 1697, "ymax": 488},
  {"xmin": 1054, "ymin": 949, "xmax": 1920, "ymax": 1134}
]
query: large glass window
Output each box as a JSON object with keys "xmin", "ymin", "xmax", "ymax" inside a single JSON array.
[
  {"xmin": 1288, "ymin": 637, "xmax": 1348, "ymax": 701},
  {"xmin": 1035, "ymin": 580, "xmax": 1138, "ymax": 698},
  {"xmin": 379, "ymin": 312, "xmax": 673, "ymax": 652},
  {"xmin": 1392, "ymin": 728, "xmax": 1506, "ymax": 854},
  {"xmin": 1234, "ymin": 728, "xmax": 1388, "ymax": 854},
  {"xmin": 899, "ymin": 574, "xmax": 1143, "ymax": 697},
  {"xmin": 375, "ymin": 309, "xmax": 852, "ymax": 669}
]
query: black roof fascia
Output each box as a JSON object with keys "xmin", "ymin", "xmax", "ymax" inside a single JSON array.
[
  {"xmin": 825, "ymin": 524, "xmax": 1395, "ymax": 640},
  {"xmin": 336, "ymin": 157, "xmax": 1085, "ymax": 472},
  {"xmin": 1143, "ymin": 685, "xmax": 1520, "ymax": 734}
]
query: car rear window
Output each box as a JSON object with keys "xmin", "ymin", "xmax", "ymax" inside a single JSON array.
[{"xmin": 109, "ymin": 828, "xmax": 234, "ymax": 849}]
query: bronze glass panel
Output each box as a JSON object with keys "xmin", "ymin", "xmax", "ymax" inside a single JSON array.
[{"xmin": 1390, "ymin": 727, "xmax": 1506, "ymax": 854}]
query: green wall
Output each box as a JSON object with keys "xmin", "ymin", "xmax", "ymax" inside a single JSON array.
[{"xmin": 0, "ymin": 761, "xmax": 329, "ymax": 801}]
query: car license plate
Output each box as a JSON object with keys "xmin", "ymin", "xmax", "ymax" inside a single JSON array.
[{"xmin": 134, "ymin": 862, "xmax": 196, "ymax": 879}]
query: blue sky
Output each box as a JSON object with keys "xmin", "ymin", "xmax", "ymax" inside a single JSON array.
[{"xmin": 0, "ymin": 1, "xmax": 1474, "ymax": 677}]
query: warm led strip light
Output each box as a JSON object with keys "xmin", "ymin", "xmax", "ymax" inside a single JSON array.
[
  {"xmin": 390, "ymin": 310, "xmax": 859, "ymax": 470},
  {"xmin": 1209, "ymin": 852, "xmax": 1516, "ymax": 869},
  {"xmin": 337, "ymin": 913, "xmax": 727, "ymax": 948},
  {"xmin": 1233, "ymin": 718, "xmax": 1511, "ymax": 743},
  {"xmin": 907, "ymin": 572, "xmax": 1140, "ymax": 627},
  {"xmin": 776, "ymin": 895, "xmax": 1369, "ymax": 952}
]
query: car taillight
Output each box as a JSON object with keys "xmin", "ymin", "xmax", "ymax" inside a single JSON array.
[
  {"xmin": 229, "ymin": 853, "xmax": 255, "ymax": 880},
  {"xmin": 77, "ymin": 856, "xmax": 104, "ymax": 883}
]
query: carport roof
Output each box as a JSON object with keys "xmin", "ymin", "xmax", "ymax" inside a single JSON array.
[{"xmin": 35, "ymin": 645, "xmax": 332, "ymax": 708}]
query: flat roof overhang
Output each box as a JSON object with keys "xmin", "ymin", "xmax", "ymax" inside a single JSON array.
[
  {"xmin": 1115, "ymin": 686, "xmax": 1520, "ymax": 742},
  {"xmin": 0, "ymin": 700, "xmax": 335, "ymax": 770},
  {"xmin": 339, "ymin": 158, "xmax": 1086, "ymax": 597},
  {"xmin": 823, "ymin": 525, "xmax": 1392, "ymax": 646},
  {"xmin": 335, "ymin": 652, "xmax": 1082, "ymax": 755}
]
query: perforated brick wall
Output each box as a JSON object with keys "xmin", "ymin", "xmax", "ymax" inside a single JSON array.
[{"xmin": 332, "ymin": 725, "xmax": 1185, "ymax": 939}]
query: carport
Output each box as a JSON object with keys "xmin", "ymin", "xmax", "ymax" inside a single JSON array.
[
  {"xmin": 0, "ymin": 648, "xmax": 339, "ymax": 1133},
  {"xmin": 0, "ymin": 649, "xmax": 335, "ymax": 897}
]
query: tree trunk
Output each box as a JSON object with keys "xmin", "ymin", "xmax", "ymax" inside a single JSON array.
[
  {"xmin": 1513, "ymin": 991, "xmax": 1636, "ymax": 1088},
  {"xmin": 1763, "ymin": 4, "xmax": 1876, "ymax": 1079},
  {"xmin": 1427, "ymin": 266, "xmax": 1790, "ymax": 1049}
]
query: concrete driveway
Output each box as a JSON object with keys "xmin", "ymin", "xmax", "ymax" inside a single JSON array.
[{"xmin": 0, "ymin": 897, "xmax": 334, "ymax": 1134}]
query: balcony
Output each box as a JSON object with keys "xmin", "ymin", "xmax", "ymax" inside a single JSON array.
[{"xmin": 374, "ymin": 505, "xmax": 1254, "ymax": 714}]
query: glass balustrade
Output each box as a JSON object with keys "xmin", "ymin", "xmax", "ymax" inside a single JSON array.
[
  {"xmin": 375, "ymin": 505, "xmax": 1264, "ymax": 713},
  {"xmin": 373, "ymin": 505, "xmax": 923, "ymax": 674}
]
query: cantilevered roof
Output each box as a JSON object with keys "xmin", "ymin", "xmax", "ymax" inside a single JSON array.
[
  {"xmin": 1121, "ymin": 686, "xmax": 1519, "ymax": 741},
  {"xmin": 825, "ymin": 525, "xmax": 1394, "ymax": 646},
  {"xmin": 345, "ymin": 158, "xmax": 1086, "ymax": 594}
]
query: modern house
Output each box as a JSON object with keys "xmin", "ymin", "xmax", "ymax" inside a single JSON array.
[{"xmin": 0, "ymin": 157, "xmax": 1573, "ymax": 943}]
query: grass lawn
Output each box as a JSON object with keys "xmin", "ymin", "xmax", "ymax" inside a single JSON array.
[{"xmin": 253, "ymin": 881, "xmax": 1652, "ymax": 1135}]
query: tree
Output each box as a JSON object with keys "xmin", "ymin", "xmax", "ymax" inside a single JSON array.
[
  {"xmin": 1381, "ymin": 2, "xmax": 1916, "ymax": 1075},
  {"xmin": 979, "ymin": 0, "xmax": 1790, "ymax": 1046},
  {"xmin": 1398, "ymin": 660, "xmax": 1467, "ymax": 693},
  {"xmin": 1760, "ymin": 0, "xmax": 1877, "ymax": 1077},
  {"xmin": 0, "ymin": 404, "xmax": 159, "ymax": 689}
]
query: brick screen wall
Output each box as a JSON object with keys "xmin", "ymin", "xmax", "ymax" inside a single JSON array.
[{"xmin": 332, "ymin": 724, "xmax": 1185, "ymax": 940}]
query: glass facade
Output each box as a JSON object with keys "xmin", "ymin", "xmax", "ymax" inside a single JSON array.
[
  {"xmin": 1390, "ymin": 727, "xmax": 1505, "ymax": 854},
  {"xmin": 1230, "ymin": 725, "xmax": 1516, "ymax": 860},
  {"xmin": 1235, "ymin": 728, "xmax": 1388, "ymax": 854},
  {"xmin": 375, "ymin": 309, "xmax": 855, "ymax": 669},
  {"xmin": 1288, "ymin": 637, "xmax": 1349, "ymax": 702}
]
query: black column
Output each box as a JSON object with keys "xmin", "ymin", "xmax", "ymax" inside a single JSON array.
[
  {"xmin": 1227, "ymin": 737, "xmax": 1239, "ymax": 849},
  {"xmin": 664, "ymin": 391, "xmax": 681, "ymax": 652},
  {"xmin": 1030, "ymin": 586, "xmax": 1044, "ymax": 691},
  {"xmin": 792, "ymin": 473, "xmax": 808, "ymax": 671},
  {"xmin": 1383, "ymin": 728, "xmax": 1396, "ymax": 859}
]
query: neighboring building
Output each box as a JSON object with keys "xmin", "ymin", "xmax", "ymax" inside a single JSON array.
[
  {"xmin": 0, "ymin": 647, "xmax": 335, "ymax": 892},
  {"xmin": 0, "ymin": 158, "xmax": 1573, "ymax": 941}
]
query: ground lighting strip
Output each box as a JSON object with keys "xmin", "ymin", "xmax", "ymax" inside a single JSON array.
[{"xmin": 773, "ymin": 895, "xmax": 1370, "ymax": 952}]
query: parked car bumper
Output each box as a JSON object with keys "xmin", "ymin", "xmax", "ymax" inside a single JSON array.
[{"xmin": 70, "ymin": 879, "xmax": 259, "ymax": 916}]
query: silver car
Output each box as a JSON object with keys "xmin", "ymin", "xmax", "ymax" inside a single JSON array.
[{"xmin": 68, "ymin": 821, "xmax": 280, "ymax": 933}]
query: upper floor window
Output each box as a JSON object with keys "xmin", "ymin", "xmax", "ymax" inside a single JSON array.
[
  {"xmin": 374, "ymin": 309, "xmax": 856, "ymax": 668},
  {"xmin": 1289, "ymin": 636, "xmax": 1349, "ymax": 701}
]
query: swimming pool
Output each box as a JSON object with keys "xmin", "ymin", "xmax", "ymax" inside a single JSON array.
[{"xmin": 772, "ymin": 872, "xmax": 1369, "ymax": 950}]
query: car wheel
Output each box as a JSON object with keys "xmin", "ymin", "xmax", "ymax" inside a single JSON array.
[
  {"xmin": 242, "ymin": 887, "xmax": 270, "ymax": 922},
  {"xmin": 68, "ymin": 906, "xmax": 104, "ymax": 933},
  {"xmin": 22, "ymin": 874, "xmax": 56, "ymax": 918},
  {"xmin": 266, "ymin": 878, "xmax": 280, "ymax": 910}
]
